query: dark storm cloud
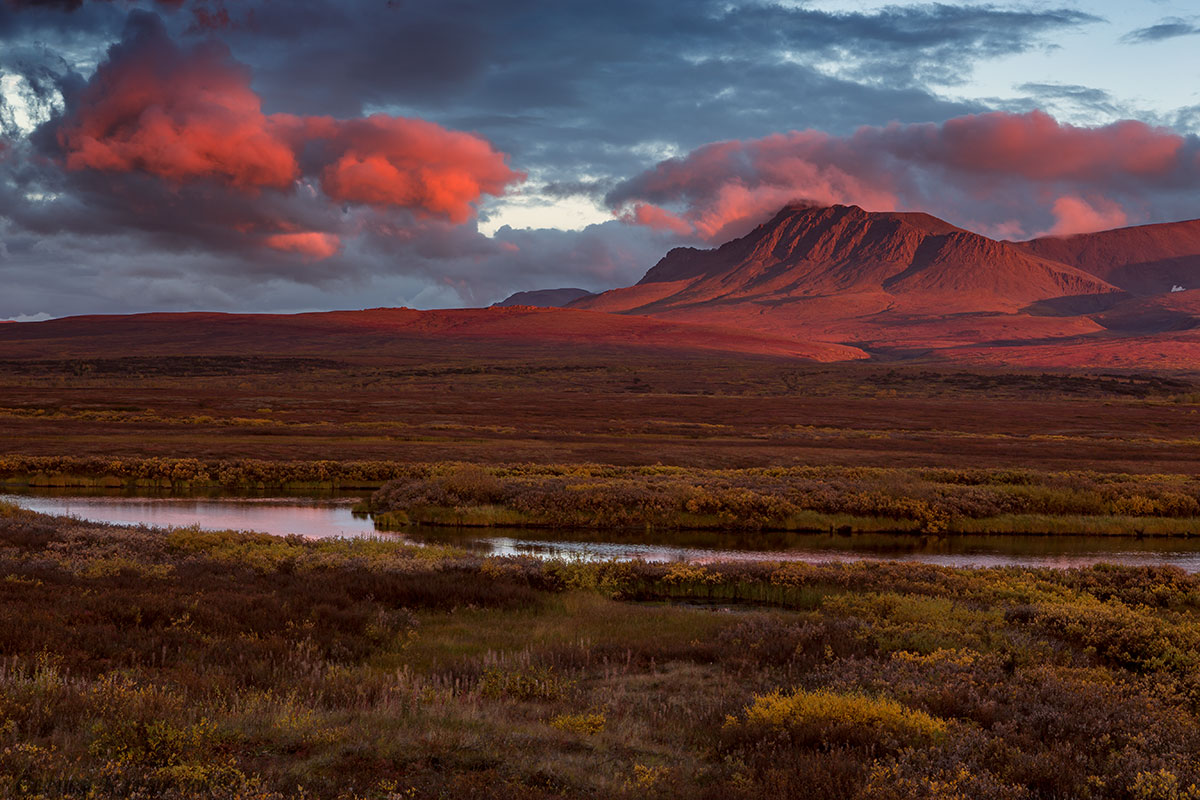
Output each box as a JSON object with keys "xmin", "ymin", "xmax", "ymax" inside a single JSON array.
[
  {"xmin": 1120, "ymin": 17, "xmax": 1200, "ymax": 45},
  {"xmin": 0, "ymin": 195, "xmax": 675, "ymax": 317},
  {"xmin": 3, "ymin": 0, "xmax": 181, "ymax": 9},
  {"xmin": 202, "ymin": 0, "xmax": 1099, "ymax": 188},
  {"xmin": 0, "ymin": 0, "xmax": 124, "ymax": 47}
]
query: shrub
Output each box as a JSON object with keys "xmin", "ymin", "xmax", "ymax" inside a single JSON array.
[
  {"xmin": 727, "ymin": 688, "xmax": 948, "ymax": 750},
  {"xmin": 548, "ymin": 712, "xmax": 605, "ymax": 735}
]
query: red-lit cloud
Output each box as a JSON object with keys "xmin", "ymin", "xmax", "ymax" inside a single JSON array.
[
  {"xmin": 293, "ymin": 115, "xmax": 524, "ymax": 224},
  {"xmin": 52, "ymin": 14, "xmax": 523, "ymax": 258},
  {"xmin": 877, "ymin": 112, "xmax": 1183, "ymax": 181},
  {"xmin": 619, "ymin": 202, "xmax": 692, "ymax": 236},
  {"xmin": 263, "ymin": 231, "xmax": 340, "ymax": 259},
  {"xmin": 57, "ymin": 37, "xmax": 299, "ymax": 190},
  {"xmin": 610, "ymin": 111, "xmax": 1199, "ymax": 241},
  {"xmin": 1042, "ymin": 195, "xmax": 1128, "ymax": 237}
]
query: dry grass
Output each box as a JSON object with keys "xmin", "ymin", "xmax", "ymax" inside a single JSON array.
[{"xmin": 0, "ymin": 356, "xmax": 1197, "ymax": 475}]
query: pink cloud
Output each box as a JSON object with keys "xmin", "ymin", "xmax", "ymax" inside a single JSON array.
[
  {"xmin": 619, "ymin": 203, "xmax": 694, "ymax": 236},
  {"xmin": 1041, "ymin": 196, "xmax": 1129, "ymax": 237},
  {"xmin": 55, "ymin": 18, "xmax": 523, "ymax": 234},
  {"xmin": 263, "ymin": 231, "xmax": 341, "ymax": 260},
  {"xmin": 610, "ymin": 111, "xmax": 1198, "ymax": 242}
]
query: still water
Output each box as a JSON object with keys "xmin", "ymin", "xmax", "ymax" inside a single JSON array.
[{"xmin": 6, "ymin": 491, "xmax": 1200, "ymax": 571}]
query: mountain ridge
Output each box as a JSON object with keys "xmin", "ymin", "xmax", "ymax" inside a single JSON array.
[
  {"xmin": 575, "ymin": 204, "xmax": 1122, "ymax": 317},
  {"xmin": 492, "ymin": 288, "xmax": 596, "ymax": 308},
  {"xmin": 1015, "ymin": 218, "xmax": 1200, "ymax": 296}
]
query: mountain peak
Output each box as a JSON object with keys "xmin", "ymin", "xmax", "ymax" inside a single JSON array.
[{"xmin": 587, "ymin": 203, "xmax": 1119, "ymax": 314}]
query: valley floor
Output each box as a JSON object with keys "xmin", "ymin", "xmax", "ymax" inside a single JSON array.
[{"xmin": 0, "ymin": 355, "xmax": 1198, "ymax": 475}]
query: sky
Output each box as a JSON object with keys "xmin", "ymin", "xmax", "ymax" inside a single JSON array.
[{"xmin": 0, "ymin": 0, "xmax": 1198, "ymax": 320}]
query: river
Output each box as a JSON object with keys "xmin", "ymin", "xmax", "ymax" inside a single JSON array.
[{"xmin": 5, "ymin": 491, "xmax": 1200, "ymax": 571}]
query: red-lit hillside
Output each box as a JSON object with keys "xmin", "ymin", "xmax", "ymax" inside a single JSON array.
[
  {"xmin": 569, "ymin": 204, "xmax": 1200, "ymax": 366},
  {"xmin": 0, "ymin": 306, "xmax": 865, "ymax": 362},
  {"xmin": 1016, "ymin": 218, "xmax": 1200, "ymax": 295},
  {"xmin": 574, "ymin": 204, "xmax": 1120, "ymax": 317}
]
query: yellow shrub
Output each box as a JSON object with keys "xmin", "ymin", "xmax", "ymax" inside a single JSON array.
[
  {"xmin": 548, "ymin": 712, "xmax": 605, "ymax": 735},
  {"xmin": 731, "ymin": 688, "xmax": 947, "ymax": 748},
  {"xmin": 629, "ymin": 763, "xmax": 670, "ymax": 790},
  {"xmin": 662, "ymin": 563, "xmax": 718, "ymax": 585},
  {"xmin": 479, "ymin": 667, "xmax": 575, "ymax": 702},
  {"xmin": 1129, "ymin": 769, "xmax": 1200, "ymax": 800}
]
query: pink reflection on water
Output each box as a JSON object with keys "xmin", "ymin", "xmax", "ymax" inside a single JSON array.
[{"xmin": 5, "ymin": 496, "xmax": 379, "ymax": 539}]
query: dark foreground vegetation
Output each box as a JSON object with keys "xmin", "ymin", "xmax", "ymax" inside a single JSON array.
[{"xmin": 5, "ymin": 502, "xmax": 1200, "ymax": 798}]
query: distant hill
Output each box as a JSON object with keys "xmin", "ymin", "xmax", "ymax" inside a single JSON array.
[
  {"xmin": 0, "ymin": 306, "xmax": 864, "ymax": 362},
  {"xmin": 493, "ymin": 288, "xmax": 595, "ymax": 308},
  {"xmin": 1015, "ymin": 218, "xmax": 1200, "ymax": 296}
]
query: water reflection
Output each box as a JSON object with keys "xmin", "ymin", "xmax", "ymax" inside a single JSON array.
[
  {"xmin": 1, "ymin": 493, "xmax": 379, "ymax": 540},
  {"xmin": 6, "ymin": 491, "xmax": 1200, "ymax": 571},
  {"xmin": 408, "ymin": 529, "xmax": 1200, "ymax": 571}
]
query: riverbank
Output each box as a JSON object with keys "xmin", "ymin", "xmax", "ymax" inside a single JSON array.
[
  {"xmin": 0, "ymin": 455, "xmax": 407, "ymax": 492},
  {"xmin": 3, "ymin": 503, "xmax": 1200, "ymax": 798}
]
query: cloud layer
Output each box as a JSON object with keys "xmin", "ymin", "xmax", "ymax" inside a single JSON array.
[
  {"xmin": 609, "ymin": 111, "xmax": 1200, "ymax": 241},
  {"xmin": 1, "ymin": 0, "xmax": 1199, "ymax": 319}
]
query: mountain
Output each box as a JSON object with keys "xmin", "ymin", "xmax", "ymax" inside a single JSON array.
[
  {"xmin": 565, "ymin": 203, "xmax": 1200, "ymax": 366},
  {"xmin": 572, "ymin": 204, "xmax": 1120, "ymax": 319},
  {"xmin": 493, "ymin": 288, "xmax": 596, "ymax": 308},
  {"xmin": 1015, "ymin": 218, "xmax": 1200, "ymax": 296}
]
